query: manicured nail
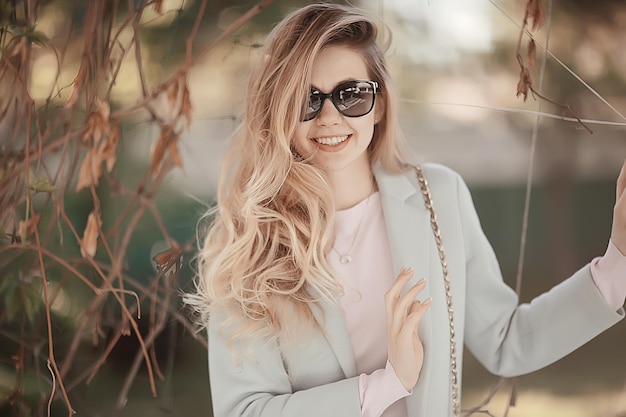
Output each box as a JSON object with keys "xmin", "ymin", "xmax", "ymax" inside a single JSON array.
[{"xmin": 423, "ymin": 297, "xmax": 432, "ymax": 304}]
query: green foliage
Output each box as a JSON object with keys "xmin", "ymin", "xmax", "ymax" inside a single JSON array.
[
  {"xmin": 0, "ymin": 270, "xmax": 42, "ymax": 324},
  {"xmin": 0, "ymin": 0, "xmax": 49, "ymax": 61},
  {"xmin": 27, "ymin": 177, "xmax": 56, "ymax": 194},
  {"xmin": 19, "ymin": 25, "xmax": 49, "ymax": 46}
]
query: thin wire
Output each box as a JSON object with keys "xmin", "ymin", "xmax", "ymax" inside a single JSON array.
[{"xmin": 399, "ymin": 99, "xmax": 626, "ymax": 127}]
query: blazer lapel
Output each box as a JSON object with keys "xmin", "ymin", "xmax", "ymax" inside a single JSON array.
[
  {"xmin": 374, "ymin": 167, "xmax": 431, "ymax": 283},
  {"xmin": 375, "ymin": 166, "xmax": 434, "ymax": 417}
]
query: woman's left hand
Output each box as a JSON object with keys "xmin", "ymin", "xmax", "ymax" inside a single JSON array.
[{"xmin": 610, "ymin": 159, "xmax": 626, "ymax": 255}]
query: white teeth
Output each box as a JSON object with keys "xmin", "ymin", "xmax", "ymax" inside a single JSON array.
[{"xmin": 312, "ymin": 135, "xmax": 349, "ymax": 146}]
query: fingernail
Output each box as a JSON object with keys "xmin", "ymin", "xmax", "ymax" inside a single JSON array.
[
  {"xmin": 417, "ymin": 278, "xmax": 426, "ymax": 285},
  {"xmin": 406, "ymin": 266, "xmax": 414, "ymax": 273},
  {"xmin": 424, "ymin": 297, "xmax": 432, "ymax": 304}
]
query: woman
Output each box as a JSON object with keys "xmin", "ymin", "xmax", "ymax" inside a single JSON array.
[{"xmin": 185, "ymin": 4, "xmax": 626, "ymax": 417}]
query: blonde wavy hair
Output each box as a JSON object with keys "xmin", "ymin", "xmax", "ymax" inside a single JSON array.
[{"xmin": 185, "ymin": 3, "xmax": 412, "ymax": 346}]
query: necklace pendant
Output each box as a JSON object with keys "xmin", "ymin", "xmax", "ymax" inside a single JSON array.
[{"xmin": 340, "ymin": 255, "xmax": 352, "ymax": 264}]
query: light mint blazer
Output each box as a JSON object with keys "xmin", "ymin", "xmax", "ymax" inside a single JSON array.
[{"xmin": 207, "ymin": 163, "xmax": 624, "ymax": 417}]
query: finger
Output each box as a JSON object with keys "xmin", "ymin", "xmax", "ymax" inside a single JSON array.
[
  {"xmin": 385, "ymin": 267, "xmax": 414, "ymax": 325},
  {"xmin": 397, "ymin": 279, "xmax": 427, "ymax": 315},
  {"xmin": 617, "ymin": 159, "xmax": 626, "ymax": 201},
  {"xmin": 390, "ymin": 279, "xmax": 427, "ymax": 336},
  {"xmin": 386, "ymin": 267, "xmax": 414, "ymax": 301},
  {"xmin": 400, "ymin": 298, "xmax": 432, "ymax": 340}
]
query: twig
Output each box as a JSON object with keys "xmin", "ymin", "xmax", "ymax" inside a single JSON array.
[
  {"xmin": 114, "ymin": 260, "xmax": 176, "ymax": 411},
  {"xmin": 185, "ymin": 0, "xmax": 208, "ymax": 68},
  {"xmin": 58, "ymin": 207, "xmax": 159, "ymax": 396},
  {"xmin": 462, "ymin": 378, "xmax": 509, "ymax": 416},
  {"xmin": 188, "ymin": 0, "xmax": 274, "ymax": 68},
  {"xmin": 112, "ymin": 0, "xmax": 276, "ymax": 120},
  {"xmin": 45, "ymin": 360, "xmax": 56, "ymax": 417},
  {"xmin": 30, "ymin": 144, "xmax": 75, "ymax": 417}
]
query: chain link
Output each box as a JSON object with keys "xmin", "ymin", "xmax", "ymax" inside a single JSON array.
[{"xmin": 415, "ymin": 165, "xmax": 460, "ymax": 417}]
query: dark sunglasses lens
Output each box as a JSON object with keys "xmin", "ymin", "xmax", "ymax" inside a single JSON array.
[
  {"xmin": 302, "ymin": 81, "xmax": 376, "ymax": 121},
  {"xmin": 334, "ymin": 82, "xmax": 375, "ymax": 117},
  {"xmin": 303, "ymin": 91, "xmax": 322, "ymax": 121}
]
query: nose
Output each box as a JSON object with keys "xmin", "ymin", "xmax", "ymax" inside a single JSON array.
[{"xmin": 316, "ymin": 97, "xmax": 341, "ymax": 126}]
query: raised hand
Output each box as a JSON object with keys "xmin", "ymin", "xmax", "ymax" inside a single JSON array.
[
  {"xmin": 611, "ymin": 160, "xmax": 626, "ymax": 255},
  {"xmin": 384, "ymin": 266, "xmax": 432, "ymax": 392}
]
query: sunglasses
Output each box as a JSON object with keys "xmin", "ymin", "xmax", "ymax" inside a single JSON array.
[{"xmin": 302, "ymin": 80, "xmax": 379, "ymax": 122}]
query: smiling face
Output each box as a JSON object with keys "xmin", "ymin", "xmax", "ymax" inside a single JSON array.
[{"xmin": 293, "ymin": 45, "xmax": 383, "ymax": 176}]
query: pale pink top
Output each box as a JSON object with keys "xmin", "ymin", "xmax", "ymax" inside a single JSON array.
[{"xmin": 329, "ymin": 191, "xmax": 626, "ymax": 417}]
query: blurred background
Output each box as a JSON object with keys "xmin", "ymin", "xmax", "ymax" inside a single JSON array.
[{"xmin": 1, "ymin": 0, "xmax": 625, "ymax": 416}]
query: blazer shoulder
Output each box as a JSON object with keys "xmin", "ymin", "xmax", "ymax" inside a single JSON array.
[
  {"xmin": 420, "ymin": 162, "xmax": 463, "ymax": 185},
  {"xmin": 375, "ymin": 162, "xmax": 467, "ymax": 203},
  {"xmin": 418, "ymin": 163, "xmax": 469, "ymax": 200}
]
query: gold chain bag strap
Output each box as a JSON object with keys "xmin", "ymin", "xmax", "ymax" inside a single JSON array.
[{"xmin": 415, "ymin": 165, "xmax": 460, "ymax": 417}]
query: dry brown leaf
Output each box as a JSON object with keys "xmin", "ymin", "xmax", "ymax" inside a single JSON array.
[
  {"xmin": 76, "ymin": 148, "xmax": 95, "ymax": 192},
  {"xmin": 81, "ymin": 116, "xmax": 95, "ymax": 143},
  {"xmin": 102, "ymin": 123, "xmax": 120, "ymax": 173},
  {"xmin": 181, "ymin": 84, "xmax": 193, "ymax": 128},
  {"xmin": 93, "ymin": 99, "xmax": 111, "ymax": 144},
  {"xmin": 150, "ymin": 124, "xmax": 186, "ymax": 176},
  {"xmin": 18, "ymin": 214, "xmax": 41, "ymax": 242},
  {"xmin": 152, "ymin": 242, "xmax": 182, "ymax": 273},
  {"xmin": 516, "ymin": 67, "xmax": 532, "ymax": 101},
  {"xmin": 77, "ymin": 99, "xmax": 117, "ymax": 191},
  {"xmin": 526, "ymin": 0, "xmax": 545, "ymax": 31},
  {"xmin": 527, "ymin": 39, "xmax": 537, "ymax": 69},
  {"xmin": 76, "ymin": 147, "xmax": 104, "ymax": 192},
  {"xmin": 91, "ymin": 149, "xmax": 104, "ymax": 183},
  {"xmin": 64, "ymin": 72, "xmax": 84, "ymax": 109},
  {"xmin": 80, "ymin": 210, "xmax": 102, "ymax": 258},
  {"xmin": 96, "ymin": 97, "xmax": 110, "ymax": 121},
  {"xmin": 168, "ymin": 139, "xmax": 183, "ymax": 169},
  {"xmin": 167, "ymin": 79, "xmax": 180, "ymax": 109},
  {"xmin": 92, "ymin": 125, "xmax": 102, "ymax": 145}
]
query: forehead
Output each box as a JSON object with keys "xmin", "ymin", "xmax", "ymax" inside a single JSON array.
[{"xmin": 311, "ymin": 45, "xmax": 370, "ymax": 91}]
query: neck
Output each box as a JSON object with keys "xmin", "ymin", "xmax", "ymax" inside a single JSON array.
[{"xmin": 326, "ymin": 159, "xmax": 377, "ymax": 210}]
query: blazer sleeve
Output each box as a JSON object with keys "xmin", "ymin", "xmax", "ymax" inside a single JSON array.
[
  {"xmin": 454, "ymin": 171, "xmax": 624, "ymax": 378},
  {"xmin": 208, "ymin": 311, "xmax": 362, "ymax": 417}
]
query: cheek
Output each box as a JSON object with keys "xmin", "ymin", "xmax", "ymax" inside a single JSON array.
[
  {"xmin": 356, "ymin": 120, "xmax": 376, "ymax": 146},
  {"xmin": 293, "ymin": 124, "xmax": 311, "ymax": 152}
]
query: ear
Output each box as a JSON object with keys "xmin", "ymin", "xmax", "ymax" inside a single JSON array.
[{"xmin": 374, "ymin": 94, "xmax": 385, "ymax": 124}]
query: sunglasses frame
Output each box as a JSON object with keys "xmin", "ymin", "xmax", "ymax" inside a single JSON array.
[{"xmin": 302, "ymin": 80, "xmax": 379, "ymax": 122}]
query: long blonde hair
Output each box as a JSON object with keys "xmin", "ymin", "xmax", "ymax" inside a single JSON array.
[{"xmin": 185, "ymin": 3, "xmax": 412, "ymax": 345}]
